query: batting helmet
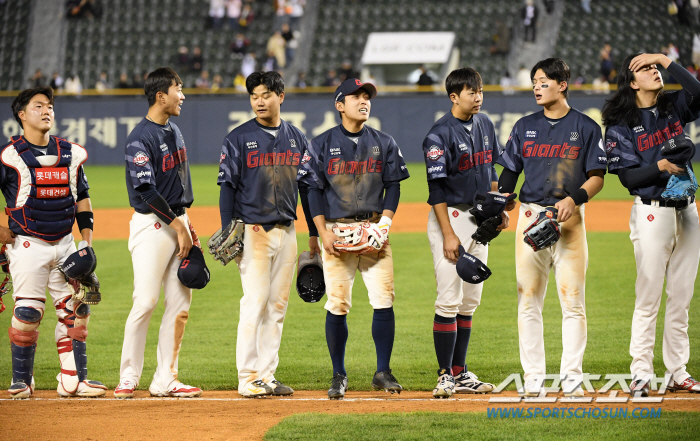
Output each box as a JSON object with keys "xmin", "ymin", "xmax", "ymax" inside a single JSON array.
[
  {"xmin": 296, "ymin": 251, "xmax": 325, "ymax": 303},
  {"xmin": 62, "ymin": 246, "xmax": 97, "ymax": 279}
]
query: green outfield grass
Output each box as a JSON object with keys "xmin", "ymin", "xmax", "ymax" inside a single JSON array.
[
  {"xmin": 1, "ymin": 231, "xmax": 697, "ymax": 392},
  {"xmin": 84, "ymin": 162, "xmax": 642, "ymax": 208},
  {"xmin": 264, "ymin": 411, "xmax": 700, "ymax": 441}
]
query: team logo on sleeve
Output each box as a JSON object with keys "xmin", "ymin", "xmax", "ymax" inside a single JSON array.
[
  {"xmin": 220, "ymin": 153, "xmax": 226, "ymax": 164},
  {"xmin": 133, "ymin": 151, "xmax": 149, "ymax": 166},
  {"xmin": 525, "ymin": 130, "xmax": 538, "ymax": 138},
  {"xmin": 426, "ymin": 145, "xmax": 444, "ymax": 161},
  {"xmin": 570, "ymin": 132, "xmax": 579, "ymax": 141},
  {"xmin": 301, "ymin": 152, "xmax": 311, "ymax": 164},
  {"xmin": 605, "ymin": 140, "xmax": 617, "ymax": 153}
]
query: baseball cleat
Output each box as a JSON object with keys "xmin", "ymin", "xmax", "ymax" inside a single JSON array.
[
  {"xmin": 432, "ymin": 369, "xmax": 455, "ymax": 399},
  {"xmin": 454, "ymin": 371, "xmax": 494, "ymax": 394},
  {"xmin": 562, "ymin": 378, "xmax": 585, "ymax": 397},
  {"xmin": 328, "ymin": 372, "xmax": 348, "ymax": 400},
  {"xmin": 371, "ymin": 370, "xmax": 403, "ymax": 394},
  {"xmin": 8, "ymin": 382, "xmax": 32, "ymax": 400},
  {"xmin": 114, "ymin": 379, "xmax": 137, "ymax": 399},
  {"xmin": 519, "ymin": 377, "xmax": 545, "ymax": 397},
  {"xmin": 629, "ymin": 379, "xmax": 649, "ymax": 397},
  {"xmin": 270, "ymin": 380, "xmax": 294, "ymax": 396},
  {"xmin": 150, "ymin": 381, "xmax": 202, "ymax": 398},
  {"xmin": 58, "ymin": 380, "xmax": 107, "ymax": 398},
  {"xmin": 239, "ymin": 380, "xmax": 272, "ymax": 398},
  {"xmin": 668, "ymin": 376, "xmax": 700, "ymax": 393}
]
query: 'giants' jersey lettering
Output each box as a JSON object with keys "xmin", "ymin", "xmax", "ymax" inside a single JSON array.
[
  {"xmin": 522, "ymin": 141, "xmax": 580, "ymax": 159},
  {"xmin": 458, "ymin": 150, "xmax": 493, "ymax": 170},
  {"xmin": 163, "ymin": 148, "xmax": 188, "ymax": 171},
  {"xmin": 327, "ymin": 157, "xmax": 382, "ymax": 175},
  {"xmin": 637, "ymin": 121, "xmax": 683, "ymax": 151},
  {"xmin": 247, "ymin": 150, "xmax": 300, "ymax": 168}
]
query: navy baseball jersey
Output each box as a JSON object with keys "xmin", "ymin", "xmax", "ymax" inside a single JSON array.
[
  {"xmin": 125, "ymin": 119, "xmax": 193, "ymax": 212},
  {"xmin": 605, "ymin": 90, "xmax": 700, "ymax": 199},
  {"xmin": 297, "ymin": 125, "xmax": 409, "ymax": 219},
  {"xmin": 423, "ymin": 112, "xmax": 500, "ymax": 206},
  {"xmin": 218, "ymin": 119, "xmax": 308, "ymax": 225},
  {"xmin": 497, "ymin": 108, "xmax": 606, "ymax": 205}
]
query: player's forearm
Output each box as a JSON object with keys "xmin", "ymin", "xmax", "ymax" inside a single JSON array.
[
  {"xmin": 580, "ymin": 174, "xmax": 605, "ymax": 201},
  {"xmin": 433, "ymin": 203, "xmax": 456, "ymax": 237},
  {"xmin": 219, "ymin": 182, "xmax": 235, "ymax": 229},
  {"xmin": 382, "ymin": 181, "xmax": 400, "ymax": 213},
  {"xmin": 498, "ymin": 168, "xmax": 519, "ymax": 194},
  {"xmin": 137, "ymin": 184, "xmax": 178, "ymax": 225},
  {"xmin": 76, "ymin": 198, "xmax": 93, "ymax": 246},
  {"xmin": 299, "ymin": 184, "xmax": 319, "ymax": 237},
  {"xmin": 312, "ymin": 215, "xmax": 329, "ymax": 236},
  {"xmin": 667, "ymin": 61, "xmax": 700, "ymax": 97}
]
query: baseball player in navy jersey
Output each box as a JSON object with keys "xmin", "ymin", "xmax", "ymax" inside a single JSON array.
[
  {"xmin": 115, "ymin": 68, "xmax": 202, "ymax": 399},
  {"xmin": 423, "ymin": 68, "xmax": 504, "ymax": 398},
  {"xmin": 3, "ymin": 87, "xmax": 106, "ymax": 399},
  {"xmin": 602, "ymin": 53, "xmax": 700, "ymax": 396},
  {"xmin": 497, "ymin": 58, "xmax": 606, "ymax": 397},
  {"xmin": 217, "ymin": 71, "xmax": 309, "ymax": 398},
  {"xmin": 297, "ymin": 78, "xmax": 410, "ymax": 399}
]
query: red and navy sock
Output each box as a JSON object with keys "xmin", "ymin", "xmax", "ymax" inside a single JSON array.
[
  {"xmin": 433, "ymin": 314, "xmax": 457, "ymax": 373},
  {"xmin": 325, "ymin": 311, "xmax": 348, "ymax": 376},
  {"xmin": 451, "ymin": 314, "xmax": 472, "ymax": 376},
  {"xmin": 372, "ymin": 307, "xmax": 395, "ymax": 373}
]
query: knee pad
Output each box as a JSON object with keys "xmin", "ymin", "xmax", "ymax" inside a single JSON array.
[
  {"xmin": 74, "ymin": 303, "xmax": 91, "ymax": 329},
  {"xmin": 11, "ymin": 306, "xmax": 43, "ymax": 334}
]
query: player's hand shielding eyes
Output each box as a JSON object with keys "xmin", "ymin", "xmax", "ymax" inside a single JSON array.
[{"xmin": 628, "ymin": 53, "xmax": 671, "ymax": 72}]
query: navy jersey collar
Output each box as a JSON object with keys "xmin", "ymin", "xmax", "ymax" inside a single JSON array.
[{"xmin": 339, "ymin": 124, "xmax": 365, "ymax": 137}]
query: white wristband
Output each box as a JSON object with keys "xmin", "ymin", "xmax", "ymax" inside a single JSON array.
[{"xmin": 379, "ymin": 216, "xmax": 392, "ymax": 228}]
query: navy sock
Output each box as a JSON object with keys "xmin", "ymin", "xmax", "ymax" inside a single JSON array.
[
  {"xmin": 433, "ymin": 314, "xmax": 457, "ymax": 372},
  {"xmin": 372, "ymin": 307, "xmax": 395, "ymax": 373},
  {"xmin": 325, "ymin": 311, "xmax": 348, "ymax": 376},
  {"xmin": 452, "ymin": 314, "xmax": 472, "ymax": 376}
]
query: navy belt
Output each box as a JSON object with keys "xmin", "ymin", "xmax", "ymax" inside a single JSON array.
[
  {"xmin": 328, "ymin": 212, "xmax": 381, "ymax": 223},
  {"xmin": 641, "ymin": 195, "xmax": 695, "ymax": 209}
]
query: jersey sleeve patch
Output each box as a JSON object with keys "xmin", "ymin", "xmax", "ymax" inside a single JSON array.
[
  {"xmin": 133, "ymin": 151, "xmax": 149, "ymax": 166},
  {"xmin": 426, "ymin": 145, "xmax": 444, "ymax": 161}
]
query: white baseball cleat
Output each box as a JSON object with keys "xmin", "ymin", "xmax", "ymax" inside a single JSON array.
[
  {"xmin": 58, "ymin": 380, "xmax": 107, "ymax": 398},
  {"xmin": 562, "ymin": 377, "xmax": 585, "ymax": 397},
  {"xmin": 432, "ymin": 369, "xmax": 455, "ymax": 399},
  {"xmin": 149, "ymin": 381, "xmax": 202, "ymax": 398},
  {"xmin": 519, "ymin": 377, "xmax": 545, "ymax": 397},
  {"xmin": 239, "ymin": 380, "xmax": 273, "ymax": 398},
  {"xmin": 114, "ymin": 379, "xmax": 137, "ymax": 399},
  {"xmin": 454, "ymin": 371, "xmax": 494, "ymax": 394},
  {"xmin": 9, "ymin": 381, "xmax": 32, "ymax": 400}
]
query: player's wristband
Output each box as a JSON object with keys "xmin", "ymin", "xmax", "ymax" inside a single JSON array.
[
  {"xmin": 571, "ymin": 188, "xmax": 589, "ymax": 206},
  {"xmin": 76, "ymin": 211, "xmax": 94, "ymax": 231},
  {"xmin": 379, "ymin": 216, "xmax": 392, "ymax": 231}
]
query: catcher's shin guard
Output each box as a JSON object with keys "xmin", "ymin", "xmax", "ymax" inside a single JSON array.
[
  {"xmin": 72, "ymin": 303, "xmax": 90, "ymax": 381},
  {"xmin": 10, "ymin": 343, "xmax": 37, "ymax": 385},
  {"xmin": 9, "ymin": 306, "xmax": 42, "ymax": 385},
  {"xmin": 56, "ymin": 299, "xmax": 90, "ymax": 394}
]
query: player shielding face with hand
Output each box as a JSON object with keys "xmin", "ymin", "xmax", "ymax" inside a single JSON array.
[
  {"xmin": 297, "ymin": 79, "xmax": 410, "ymax": 399},
  {"xmin": 423, "ymin": 68, "xmax": 505, "ymax": 398},
  {"xmin": 4, "ymin": 87, "xmax": 106, "ymax": 399},
  {"xmin": 217, "ymin": 71, "xmax": 310, "ymax": 398},
  {"xmin": 115, "ymin": 68, "xmax": 202, "ymax": 399},
  {"xmin": 497, "ymin": 58, "xmax": 606, "ymax": 398},
  {"xmin": 602, "ymin": 53, "xmax": 700, "ymax": 396}
]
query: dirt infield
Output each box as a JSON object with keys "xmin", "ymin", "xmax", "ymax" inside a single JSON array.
[
  {"xmin": 79, "ymin": 200, "xmax": 649, "ymax": 240},
  {"xmin": 4, "ymin": 390, "xmax": 699, "ymax": 440}
]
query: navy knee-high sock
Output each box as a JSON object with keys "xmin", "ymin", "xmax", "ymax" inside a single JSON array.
[
  {"xmin": 372, "ymin": 307, "xmax": 395, "ymax": 373},
  {"xmin": 326, "ymin": 311, "xmax": 348, "ymax": 376},
  {"xmin": 433, "ymin": 314, "xmax": 457, "ymax": 373},
  {"xmin": 452, "ymin": 314, "xmax": 472, "ymax": 376}
]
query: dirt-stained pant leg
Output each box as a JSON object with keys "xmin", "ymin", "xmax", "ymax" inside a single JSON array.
[
  {"xmin": 428, "ymin": 206, "xmax": 488, "ymax": 318},
  {"xmin": 323, "ymin": 222, "xmax": 360, "ymax": 316},
  {"xmin": 359, "ymin": 243, "xmax": 395, "ymax": 309}
]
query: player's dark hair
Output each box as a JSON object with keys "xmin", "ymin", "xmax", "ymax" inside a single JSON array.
[
  {"xmin": 145, "ymin": 67, "xmax": 183, "ymax": 106},
  {"xmin": 445, "ymin": 67, "xmax": 483, "ymax": 97},
  {"xmin": 246, "ymin": 71, "xmax": 285, "ymax": 95},
  {"xmin": 601, "ymin": 53, "xmax": 673, "ymax": 127},
  {"xmin": 12, "ymin": 86, "xmax": 54, "ymax": 128},
  {"xmin": 530, "ymin": 58, "xmax": 570, "ymax": 98}
]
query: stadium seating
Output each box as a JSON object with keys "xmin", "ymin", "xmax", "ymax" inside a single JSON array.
[
  {"xmin": 555, "ymin": 0, "xmax": 694, "ymax": 83},
  {"xmin": 0, "ymin": 1, "xmax": 32, "ymax": 90},
  {"xmin": 63, "ymin": 0, "xmax": 276, "ymax": 89},
  {"xmin": 308, "ymin": 0, "xmax": 520, "ymax": 86}
]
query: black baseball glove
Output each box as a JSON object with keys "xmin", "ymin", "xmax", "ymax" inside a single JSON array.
[
  {"xmin": 471, "ymin": 215, "xmax": 502, "ymax": 245},
  {"xmin": 523, "ymin": 207, "xmax": 561, "ymax": 251}
]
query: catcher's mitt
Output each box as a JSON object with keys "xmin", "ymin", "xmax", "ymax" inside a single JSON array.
[
  {"xmin": 64, "ymin": 272, "xmax": 101, "ymax": 305},
  {"xmin": 661, "ymin": 162, "xmax": 698, "ymax": 201},
  {"xmin": 59, "ymin": 246, "xmax": 101, "ymax": 305},
  {"xmin": 523, "ymin": 207, "xmax": 561, "ymax": 252},
  {"xmin": 471, "ymin": 215, "xmax": 502, "ymax": 245},
  {"xmin": 333, "ymin": 222, "xmax": 388, "ymax": 254},
  {"xmin": 207, "ymin": 219, "xmax": 245, "ymax": 266}
]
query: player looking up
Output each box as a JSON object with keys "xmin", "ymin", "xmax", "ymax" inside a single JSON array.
[
  {"xmin": 297, "ymin": 79, "xmax": 410, "ymax": 400},
  {"xmin": 497, "ymin": 58, "xmax": 606, "ymax": 397},
  {"xmin": 115, "ymin": 67, "xmax": 201, "ymax": 399},
  {"xmin": 602, "ymin": 53, "xmax": 700, "ymax": 396}
]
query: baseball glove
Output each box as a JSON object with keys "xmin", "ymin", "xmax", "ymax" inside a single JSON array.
[
  {"xmin": 207, "ymin": 219, "xmax": 245, "ymax": 266},
  {"xmin": 661, "ymin": 162, "xmax": 698, "ymax": 201},
  {"xmin": 523, "ymin": 207, "xmax": 561, "ymax": 252},
  {"xmin": 333, "ymin": 222, "xmax": 387, "ymax": 254},
  {"xmin": 63, "ymin": 272, "xmax": 101, "ymax": 305},
  {"xmin": 471, "ymin": 215, "xmax": 502, "ymax": 245}
]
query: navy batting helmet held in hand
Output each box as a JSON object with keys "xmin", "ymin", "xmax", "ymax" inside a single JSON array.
[
  {"xmin": 62, "ymin": 246, "xmax": 97, "ymax": 279},
  {"xmin": 456, "ymin": 245, "xmax": 491, "ymax": 284},
  {"xmin": 178, "ymin": 246, "xmax": 210, "ymax": 289},
  {"xmin": 296, "ymin": 251, "xmax": 325, "ymax": 303}
]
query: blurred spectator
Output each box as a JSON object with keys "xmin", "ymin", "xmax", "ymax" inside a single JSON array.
[
  {"xmin": 238, "ymin": 2, "xmax": 254, "ymax": 28},
  {"xmin": 211, "ymin": 74, "xmax": 224, "ymax": 91},
  {"xmin": 233, "ymin": 71, "xmax": 247, "ymax": 91},
  {"xmin": 521, "ymin": 0, "xmax": 538, "ymax": 43},
  {"xmin": 671, "ymin": 0, "xmax": 696, "ymax": 26},
  {"xmin": 489, "ymin": 19, "xmax": 511, "ymax": 55},
  {"xmin": 175, "ymin": 46, "xmax": 191, "ymax": 74},
  {"xmin": 573, "ymin": 70, "xmax": 587, "ymax": 87},
  {"xmin": 116, "ymin": 72, "xmax": 130, "ymax": 88},
  {"xmin": 190, "ymin": 46, "xmax": 204, "ymax": 73},
  {"xmin": 416, "ymin": 65, "xmax": 436, "ymax": 86},
  {"xmin": 288, "ymin": 0, "xmax": 305, "ymax": 31},
  {"xmin": 95, "ymin": 71, "xmax": 109, "ymax": 92},
  {"xmin": 241, "ymin": 52, "xmax": 257, "ymax": 78},
  {"xmin": 500, "ymin": 71, "xmax": 515, "ymax": 95},
  {"xmin": 49, "ymin": 71, "xmax": 63, "ymax": 91},
  {"xmin": 29, "ymin": 68, "xmax": 46, "ymax": 87},
  {"xmin": 296, "ymin": 71, "xmax": 307, "ymax": 88},
  {"xmin": 592, "ymin": 74, "xmax": 610, "ymax": 94},
  {"xmin": 323, "ymin": 69, "xmax": 340, "ymax": 87},
  {"xmin": 209, "ymin": 0, "xmax": 225, "ymax": 29},
  {"xmin": 66, "ymin": 0, "xmax": 102, "ymax": 19},
  {"xmin": 600, "ymin": 43, "xmax": 614, "ymax": 82},
  {"xmin": 281, "ymin": 24, "xmax": 296, "ymax": 65},
  {"xmin": 337, "ymin": 61, "xmax": 358, "ymax": 82},
  {"xmin": 195, "ymin": 70, "xmax": 211, "ymax": 89},
  {"xmin": 131, "ymin": 72, "xmax": 144, "ymax": 89},
  {"xmin": 64, "ymin": 74, "xmax": 83, "ymax": 94},
  {"xmin": 581, "ymin": 0, "xmax": 591, "ymax": 14},
  {"xmin": 516, "ymin": 65, "xmax": 531, "ymax": 88},
  {"xmin": 267, "ymin": 31, "xmax": 286, "ymax": 69},
  {"xmin": 274, "ymin": 0, "xmax": 289, "ymax": 31},
  {"xmin": 543, "ymin": 0, "xmax": 555, "ymax": 14},
  {"xmin": 226, "ymin": 0, "xmax": 242, "ymax": 31},
  {"xmin": 664, "ymin": 43, "xmax": 680, "ymax": 63},
  {"xmin": 263, "ymin": 51, "xmax": 279, "ymax": 72},
  {"xmin": 230, "ymin": 33, "xmax": 250, "ymax": 57}
]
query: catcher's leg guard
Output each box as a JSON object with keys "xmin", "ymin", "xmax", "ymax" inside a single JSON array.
[
  {"xmin": 55, "ymin": 297, "xmax": 86, "ymax": 395},
  {"xmin": 8, "ymin": 306, "xmax": 42, "ymax": 398},
  {"xmin": 70, "ymin": 303, "xmax": 90, "ymax": 381}
]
